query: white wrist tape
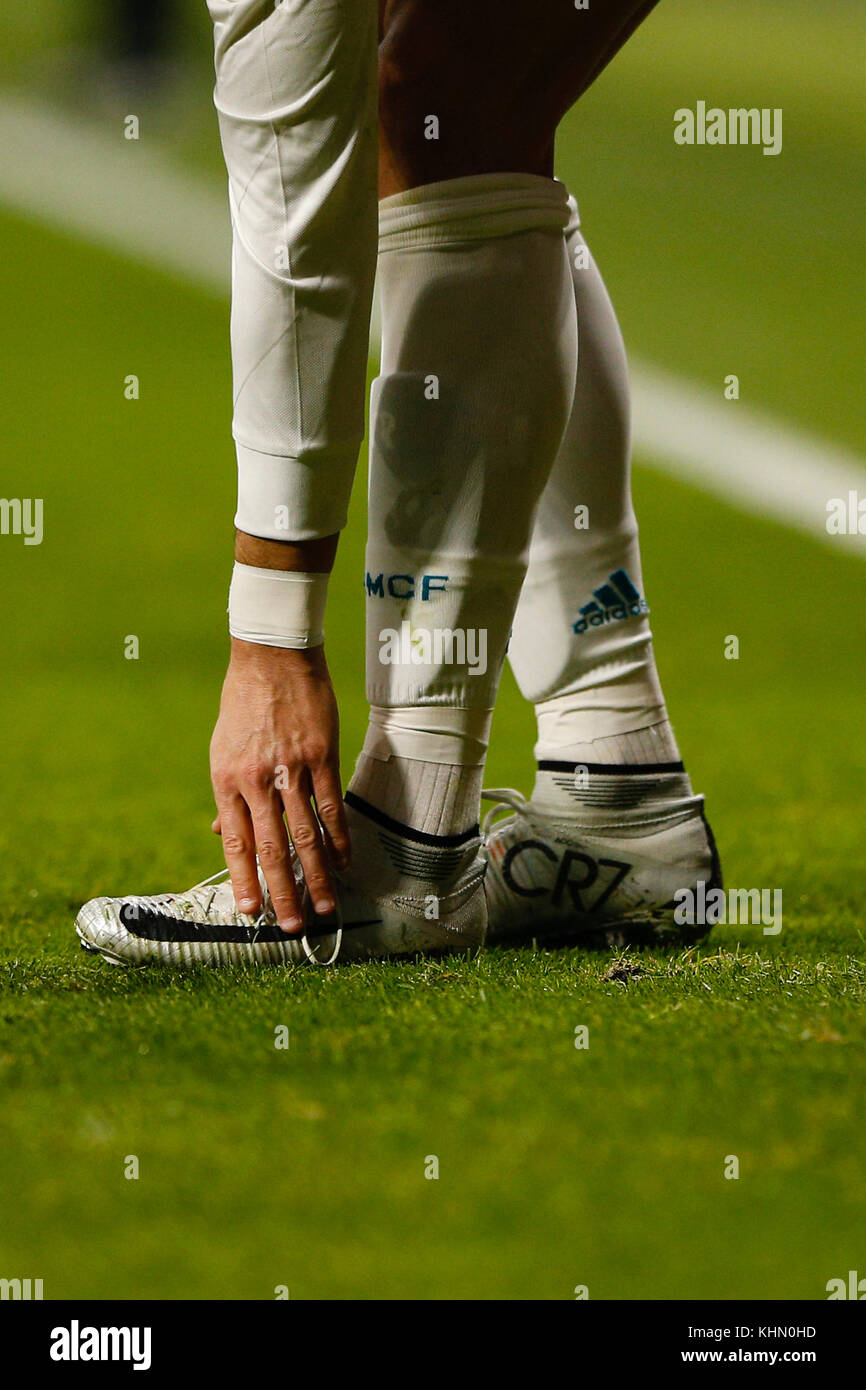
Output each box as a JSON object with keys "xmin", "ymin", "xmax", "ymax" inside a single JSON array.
[{"xmin": 228, "ymin": 563, "xmax": 329, "ymax": 650}]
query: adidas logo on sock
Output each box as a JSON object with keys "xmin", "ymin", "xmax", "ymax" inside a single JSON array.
[{"xmin": 573, "ymin": 569, "xmax": 649, "ymax": 634}]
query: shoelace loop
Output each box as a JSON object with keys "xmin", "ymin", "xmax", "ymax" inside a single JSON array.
[
  {"xmin": 481, "ymin": 787, "xmax": 528, "ymax": 837},
  {"xmin": 300, "ymin": 925, "xmax": 342, "ymax": 967}
]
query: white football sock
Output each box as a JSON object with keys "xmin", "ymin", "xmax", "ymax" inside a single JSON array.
[
  {"xmin": 350, "ymin": 173, "xmax": 577, "ymax": 844},
  {"xmin": 349, "ymin": 749, "xmax": 483, "ymax": 838},
  {"xmin": 350, "ymin": 705, "xmax": 487, "ymax": 837},
  {"xmin": 508, "ymin": 196, "xmax": 689, "ymax": 820}
]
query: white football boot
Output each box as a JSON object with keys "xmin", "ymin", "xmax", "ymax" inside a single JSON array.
[
  {"xmin": 481, "ymin": 769, "xmax": 721, "ymax": 947},
  {"xmin": 75, "ymin": 793, "xmax": 487, "ymax": 967}
]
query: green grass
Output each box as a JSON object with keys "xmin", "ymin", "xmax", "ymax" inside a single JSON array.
[
  {"xmin": 0, "ymin": 0, "xmax": 864, "ymax": 1300},
  {"xmin": 2, "ymin": 948, "xmax": 864, "ymax": 1300}
]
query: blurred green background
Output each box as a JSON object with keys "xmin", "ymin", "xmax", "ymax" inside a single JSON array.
[{"xmin": 0, "ymin": 1, "xmax": 863, "ymax": 1301}]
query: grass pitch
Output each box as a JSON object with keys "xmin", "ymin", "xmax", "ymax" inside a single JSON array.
[{"xmin": 0, "ymin": 0, "xmax": 864, "ymax": 1300}]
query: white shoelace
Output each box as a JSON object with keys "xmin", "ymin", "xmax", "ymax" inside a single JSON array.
[{"xmin": 481, "ymin": 787, "xmax": 529, "ymax": 837}]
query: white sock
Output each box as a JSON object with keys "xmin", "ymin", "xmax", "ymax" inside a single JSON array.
[
  {"xmin": 350, "ymin": 733, "xmax": 484, "ymax": 839},
  {"xmin": 508, "ymin": 196, "xmax": 690, "ymax": 822},
  {"xmin": 345, "ymin": 709, "xmax": 488, "ymax": 914},
  {"xmin": 352, "ymin": 173, "xmax": 578, "ymax": 841},
  {"xmin": 348, "ymin": 698, "xmax": 492, "ymax": 840}
]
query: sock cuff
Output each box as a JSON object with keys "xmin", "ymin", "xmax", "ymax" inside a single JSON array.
[
  {"xmin": 363, "ymin": 704, "xmax": 494, "ymax": 767},
  {"xmin": 378, "ymin": 172, "xmax": 571, "ymax": 251}
]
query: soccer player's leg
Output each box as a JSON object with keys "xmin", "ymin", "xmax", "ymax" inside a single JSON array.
[
  {"xmin": 338, "ymin": 2, "xmax": 597, "ymax": 949},
  {"xmin": 373, "ymin": 0, "xmax": 720, "ymax": 946},
  {"xmin": 341, "ymin": 172, "xmax": 577, "ymax": 953},
  {"xmin": 485, "ymin": 208, "xmax": 722, "ymax": 948}
]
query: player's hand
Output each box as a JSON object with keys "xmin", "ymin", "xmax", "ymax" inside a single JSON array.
[{"xmin": 209, "ymin": 638, "xmax": 350, "ymax": 933}]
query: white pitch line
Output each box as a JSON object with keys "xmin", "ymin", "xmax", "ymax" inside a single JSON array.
[
  {"xmin": 1, "ymin": 92, "xmax": 864, "ymax": 554},
  {"xmin": 0, "ymin": 92, "xmax": 230, "ymax": 294},
  {"xmin": 631, "ymin": 365, "xmax": 866, "ymax": 554}
]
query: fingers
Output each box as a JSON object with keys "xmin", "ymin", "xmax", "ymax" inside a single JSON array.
[
  {"xmin": 281, "ymin": 779, "xmax": 338, "ymax": 918},
  {"xmin": 213, "ymin": 760, "xmax": 348, "ymax": 930},
  {"xmin": 213, "ymin": 795, "xmax": 262, "ymax": 920},
  {"xmin": 215, "ymin": 786, "xmax": 305, "ymax": 933},
  {"xmin": 311, "ymin": 762, "xmax": 351, "ymax": 871},
  {"xmin": 247, "ymin": 797, "xmax": 303, "ymax": 933}
]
